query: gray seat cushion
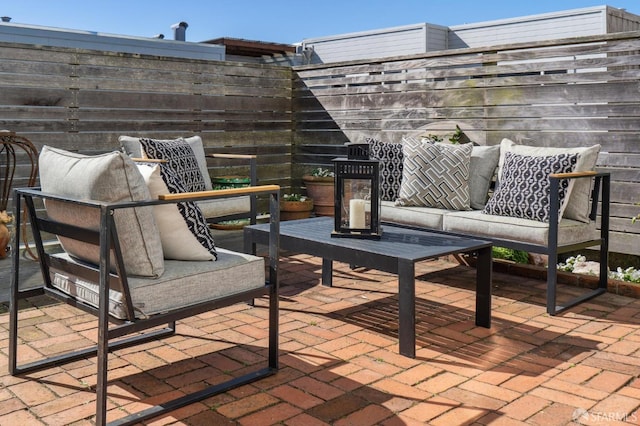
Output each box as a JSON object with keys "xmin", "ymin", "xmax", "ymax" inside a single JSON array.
[
  {"xmin": 50, "ymin": 248, "xmax": 265, "ymax": 320},
  {"xmin": 443, "ymin": 210, "xmax": 599, "ymax": 247},
  {"xmin": 381, "ymin": 200, "xmax": 450, "ymax": 230}
]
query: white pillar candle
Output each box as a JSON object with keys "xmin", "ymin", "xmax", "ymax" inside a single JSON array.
[{"xmin": 349, "ymin": 199, "xmax": 366, "ymax": 229}]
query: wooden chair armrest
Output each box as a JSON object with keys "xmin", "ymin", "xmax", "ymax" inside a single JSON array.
[
  {"xmin": 158, "ymin": 184, "xmax": 279, "ymax": 201},
  {"xmin": 550, "ymin": 170, "xmax": 597, "ymax": 179},
  {"xmin": 207, "ymin": 153, "xmax": 257, "ymax": 160}
]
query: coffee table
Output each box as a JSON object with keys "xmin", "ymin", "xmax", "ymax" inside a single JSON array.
[{"xmin": 244, "ymin": 216, "xmax": 492, "ymax": 358}]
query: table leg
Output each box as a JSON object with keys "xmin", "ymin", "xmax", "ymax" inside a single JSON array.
[
  {"xmin": 243, "ymin": 229, "xmax": 255, "ymax": 255},
  {"xmin": 322, "ymin": 258, "xmax": 333, "ymax": 287},
  {"xmin": 398, "ymin": 258, "xmax": 416, "ymax": 358},
  {"xmin": 475, "ymin": 246, "xmax": 492, "ymax": 328}
]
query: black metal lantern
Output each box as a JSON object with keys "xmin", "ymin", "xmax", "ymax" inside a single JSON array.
[{"xmin": 332, "ymin": 143, "xmax": 382, "ymax": 239}]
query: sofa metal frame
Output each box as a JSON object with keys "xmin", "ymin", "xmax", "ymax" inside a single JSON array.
[
  {"xmin": 8, "ymin": 184, "xmax": 280, "ymax": 426},
  {"xmin": 486, "ymin": 171, "xmax": 610, "ymax": 315},
  {"xmin": 538, "ymin": 171, "xmax": 609, "ymax": 315},
  {"xmin": 384, "ymin": 171, "xmax": 610, "ymax": 316}
]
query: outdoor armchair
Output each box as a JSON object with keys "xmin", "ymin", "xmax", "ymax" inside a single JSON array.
[
  {"xmin": 119, "ymin": 135, "xmax": 258, "ymax": 225},
  {"xmin": 8, "ymin": 147, "xmax": 280, "ymax": 426}
]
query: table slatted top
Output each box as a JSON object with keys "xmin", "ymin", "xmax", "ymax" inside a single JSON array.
[{"xmin": 246, "ymin": 217, "xmax": 491, "ymax": 262}]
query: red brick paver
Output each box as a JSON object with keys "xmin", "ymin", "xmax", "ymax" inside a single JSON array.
[{"xmin": 2, "ymin": 254, "xmax": 640, "ymax": 425}]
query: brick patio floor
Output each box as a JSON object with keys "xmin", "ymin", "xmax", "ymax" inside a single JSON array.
[{"xmin": 1, "ymin": 253, "xmax": 640, "ymax": 425}]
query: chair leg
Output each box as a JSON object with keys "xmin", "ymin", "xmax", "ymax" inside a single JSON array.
[
  {"xmin": 546, "ymin": 247, "xmax": 559, "ymax": 315},
  {"xmin": 106, "ymin": 298, "xmax": 278, "ymax": 426}
]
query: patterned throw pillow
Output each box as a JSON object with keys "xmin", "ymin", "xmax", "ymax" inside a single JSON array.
[
  {"xmin": 367, "ymin": 138, "xmax": 404, "ymax": 201},
  {"xmin": 498, "ymin": 139, "xmax": 600, "ymax": 222},
  {"xmin": 139, "ymin": 138, "xmax": 207, "ymax": 192},
  {"xmin": 396, "ymin": 137, "xmax": 473, "ymax": 210},
  {"xmin": 483, "ymin": 152, "xmax": 578, "ymax": 222},
  {"xmin": 136, "ymin": 162, "xmax": 217, "ymax": 261}
]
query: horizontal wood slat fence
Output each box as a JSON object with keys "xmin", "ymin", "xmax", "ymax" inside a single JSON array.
[
  {"xmin": 293, "ymin": 31, "xmax": 640, "ymax": 258},
  {"xmin": 1, "ymin": 30, "xmax": 639, "ymax": 257},
  {"xmin": 0, "ymin": 42, "xmax": 293, "ymax": 197}
]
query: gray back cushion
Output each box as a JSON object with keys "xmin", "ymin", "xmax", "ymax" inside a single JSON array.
[{"xmin": 39, "ymin": 146, "xmax": 165, "ymax": 277}]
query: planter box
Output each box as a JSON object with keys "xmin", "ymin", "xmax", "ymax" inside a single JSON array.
[{"xmin": 457, "ymin": 255, "xmax": 640, "ymax": 299}]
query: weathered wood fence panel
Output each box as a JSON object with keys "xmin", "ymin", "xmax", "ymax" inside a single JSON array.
[
  {"xmin": 1, "ymin": 31, "xmax": 639, "ymax": 257},
  {"xmin": 293, "ymin": 31, "xmax": 640, "ymax": 257},
  {"xmin": 0, "ymin": 42, "xmax": 294, "ymax": 215}
]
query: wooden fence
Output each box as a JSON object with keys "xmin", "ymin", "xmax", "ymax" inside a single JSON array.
[
  {"xmin": 292, "ymin": 31, "xmax": 640, "ymax": 258},
  {"xmin": 1, "ymin": 30, "xmax": 639, "ymax": 257},
  {"xmin": 0, "ymin": 41, "xmax": 293, "ymax": 193}
]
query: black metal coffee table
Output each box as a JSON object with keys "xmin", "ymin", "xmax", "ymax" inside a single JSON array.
[{"xmin": 244, "ymin": 216, "xmax": 492, "ymax": 358}]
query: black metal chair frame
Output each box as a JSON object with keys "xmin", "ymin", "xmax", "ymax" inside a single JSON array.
[{"xmin": 8, "ymin": 185, "xmax": 280, "ymax": 426}]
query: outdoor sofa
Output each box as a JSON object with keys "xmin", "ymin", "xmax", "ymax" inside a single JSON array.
[{"xmin": 369, "ymin": 127, "xmax": 610, "ymax": 315}]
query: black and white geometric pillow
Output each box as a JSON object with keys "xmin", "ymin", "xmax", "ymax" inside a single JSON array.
[
  {"xmin": 396, "ymin": 137, "xmax": 473, "ymax": 210},
  {"xmin": 139, "ymin": 138, "xmax": 207, "ymax": 193},
  {"xmin": 483, "ymin": 152, "xmax": 578, "ymax": 222},
  {"xmin": 367, "ymin": 138, "xmax": 404, "ymax": 201},
  {"xmin": 153, "ymin": 161, "xmax": 217, "ymax": 259}
]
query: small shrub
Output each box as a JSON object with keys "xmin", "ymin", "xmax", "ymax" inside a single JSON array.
[
  {"xmin": 609, "ymin": 267, "xmax": 640, "ymax": 283},
  {"xmin": 310, "ymin": 167, "xmax": 334, "ymax": 178},
  {"xmin": 558, "ymin": 254, "xmax": 640, "ymax": 284},
  {"xmin": 557, "ymin": 254, "xmax": 587, "ymax": 272},
  {"xmin": 492, "ymin": 247, "xmax": 529, "ymax": 264},
  {"xmin": 426, "ymin": 125, "xmax": 464, "ymax": 144},
  {"xmin": 283, "ymin": 193, "xmax": 309, "ymax": 202}
]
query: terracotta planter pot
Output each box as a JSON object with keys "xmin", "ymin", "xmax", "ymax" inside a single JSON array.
[
  {"xmin": 0, "ymin": 211, "xmax": 11, "ymax": 259},
  {"xmin": 280, "ymin": 199, "xmax": 314, "ymax": 221},
  {"xmin": 303, "ymin": 176, "xmax": 334, "ymax": 216},
  {"xmin": 0, "ymin": 222, "xmax": 9, "ymax": 259}
]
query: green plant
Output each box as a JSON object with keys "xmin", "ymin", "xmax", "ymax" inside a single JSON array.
[
  {"xmin": 426, "ymin": 125, "xmax": 465, "ymax": 144},
  {"xmin": 310, "ymin": 167, "xmax": 335, "ymax": 178},
  {"xmin": 610, "ymin": 267, "xmax": 640, "ymax": 283},
  {"xmin": 449, "ymin": 125, "xmax": 464, "ymax": 144},
  {"xmin": 633, "ymin": 202, "xmax": 640, "ymax": 224},
  {"xmin": 283, "ymin": 193, "xmax": 309, "ymax": 202},
  {"xmin": 558, "ymin": 254, "xmax": 640, "ymax": 284},
  {"xmin": 557, "ymin": 254, "xmax": 587, "ymax": 272},
  {"xmin": 492, "ymin": 247, "xmax": 529, "ymax": 264}
]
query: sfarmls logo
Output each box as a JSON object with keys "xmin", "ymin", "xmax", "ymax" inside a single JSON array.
[{"xmin": 572, "ymin": 408, "xmax": 638, "ymax": 423}]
